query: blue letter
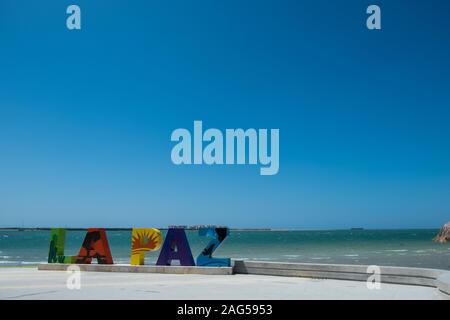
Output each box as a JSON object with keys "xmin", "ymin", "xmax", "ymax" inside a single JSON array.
[{"xmin": 197, "ymin": 227, "xmax": 230, "ymax": 267}]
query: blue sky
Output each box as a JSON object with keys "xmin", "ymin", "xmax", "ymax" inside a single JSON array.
[{"xmin": 0, "ymin": 0, "xmax": 449, "ymax": 229}]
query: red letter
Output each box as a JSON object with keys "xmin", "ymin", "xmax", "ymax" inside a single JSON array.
[{"xmin": 76, "ymin": 228, "xmax": 114, "ymax": 264}]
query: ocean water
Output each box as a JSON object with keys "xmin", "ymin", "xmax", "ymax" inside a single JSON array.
[{"xmin": 0, "ymin": 229, "xmax": 449, "ymax": 270}]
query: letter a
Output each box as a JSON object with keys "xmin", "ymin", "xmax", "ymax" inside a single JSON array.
[
  {"xmin": 75, "ymin": 228, "xmax": 114, "ymax": 264},
  {"xmin": 66, "ymin": 5, "xmax": 81, "ymax": 30},
  {"xmin": 366, "ymin": 5, "xmax": 381, "ymax": 30},
  {"xmin": 171, "ymin": 129, "xmax": 192, "ymax": 164},
  {"xmin": 156, "ymin": 228, "xmax": 195, "ymax": 266}
]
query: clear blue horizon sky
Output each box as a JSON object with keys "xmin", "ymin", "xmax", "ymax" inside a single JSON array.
[{"xmin": 1, "ymin": 0, "xmax": 449, "ymax": 229}]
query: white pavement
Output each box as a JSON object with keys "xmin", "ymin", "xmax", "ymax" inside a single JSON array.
[{"xmin": 0, "ymin": 267, "xmax": 444, "ymax": 300}]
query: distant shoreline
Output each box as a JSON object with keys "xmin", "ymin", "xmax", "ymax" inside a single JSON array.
[
  {"xmin": 0, "ymin": 227, "xmax": 440, "ymax": 232},
  {"xmin": 0, "ymin": 227, "xmax": 273, "ymax": 232}
]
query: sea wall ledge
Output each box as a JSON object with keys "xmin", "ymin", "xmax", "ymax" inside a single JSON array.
[
  {"xmin": 436, "ymin": 273, "xmax": 450, "ymax": 297},
  {"xmin": 38, "ymin": 263, "xmax": 233, "ymax": 275},
  {"xmin": 232, "ymin": 260, "xmax": 450, "ymax": 299}
]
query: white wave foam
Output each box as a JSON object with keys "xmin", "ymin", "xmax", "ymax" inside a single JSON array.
[{"xmin": 0, "ymin": 260, "xmax": 41, "ymax": 265}]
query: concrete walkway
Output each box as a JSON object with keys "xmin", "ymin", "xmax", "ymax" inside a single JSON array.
[{"xmin": 0, "ymin": 268, "xmax": 444, "ymax": 300}]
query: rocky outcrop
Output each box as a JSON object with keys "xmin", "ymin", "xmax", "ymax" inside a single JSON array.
[{"xmin": 434, "ymin": 222, "xmax": 450, "ymax": 243}]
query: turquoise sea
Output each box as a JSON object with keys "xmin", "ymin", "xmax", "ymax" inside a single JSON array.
[{"xmin": 0, "ymin": 229, "xmax": 449, "ymax": 270}]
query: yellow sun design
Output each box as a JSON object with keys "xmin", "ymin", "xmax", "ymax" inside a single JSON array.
[{"xmin": 131, "ymin": 228, "xmax": 162, "ymax": 254}]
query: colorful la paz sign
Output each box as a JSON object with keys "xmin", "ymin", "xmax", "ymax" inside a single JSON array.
[{"xmin": 47, "ymin": 227, "xmax": 231, "ymax": 267}]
